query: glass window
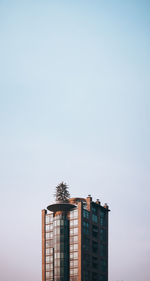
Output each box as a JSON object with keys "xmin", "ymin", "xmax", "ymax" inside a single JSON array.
[
  {"xmin": 56, "ymin": 220, "xmax": 60, "ymax": 226},
  {"xmin": 74, "ymin": 219, "xmax": 78, "ymax": 226},
  {"xmin": 92, "ymin": 214, "xmax": 98, "ymax": 223},
  {"xmin": 46, "ymin": 256, "xmax": 52, "ymax": 263},
  {"xmin": 74, "ymin": 236, "xmax": 78, "ymax": 242},
  {"xmin": 60, "ymin": 228, "xmax": 64, "ymax": 234},
  {"xmin": 74, "ymin": 260, "xmax": 78, "ymax": 267},
  {"xmin": 100, "ymin": 244, "xmax": 107, "ymax": 257},
  {"xmin": 54, "ymin": 252, "xmax": 60, "ymax": 259},
  {"xmin": 60, "ymin": 243, "xmax": 64, "ymax": 251},
  {"xmin": 83, "ymin": 221, "xmax": 89, "ymax": 235},
  {"xmin": 46, "ymin": 232, "xmax": 53, "ymax": 239},
  {"xmin": 70, "ymin": 219, "xmax": 78, "ymax": 226},
  {"xmin": 46, "ymin": 224, "xmax": 53, "ymax": 231},
  {"xmin": 45, "ymin": 214, "xmax": 53, "ymax": 224},
  {"xmin": 73, "ymin": 209, "xmax": 78, "ymax": 218},
  {"xmin": 46, "ymin": 263, "xmax": 53, "ymax": 270},
  {"xmin": 83, "ymin": 209, "xmax": 89, "ymax": 219},
  {"xmin": 74, "ymin": 268, "xmax": 78, "ymax": 274},
  {"xmin": 70, "ymin": 251, "xmax": 78, "ymax": 260},
  {"xmin": 46, "ymin": 248, "xmax": 53, "ymax": 255},
  {"xmin": 46, "ymin": 272, "xmax": 51, "ymax": 278},
  {"xmin": 55, "ymin": 259, "xmax": 60, "ymax": 267},
  {"xmin": 92, "ymin": 206, "xmax": 97, "ymax": 214},
  {"xmin": 70, "ymin": 268, "xmax": 78, "ymax": 275},
  {"xmin": 46, "ymin": 224, "xmax": 50, "ymax": 231},
  {"xmin": 46, "ymin": 240, "xmax": 53, "ymax": 248},
  {"xmin": 83, "ymin": 221, "xmax": 89, "ymax": 228},
  {"xmin": 100, "ymin": 259, "xmax": 107, "ymax": 272},
  {"xmin": 74, "ymin": 252, "xmax": 78, "ymax": 259},
  {"xmin": 55, "ymin": 267, "xmax": 60, "ymax": 275},
  {"xmin": 60, "ymin": 267, "xmax": 64, "ymax": 275},
  {"xmin": 74, "ymin": 244, "xmax": 78, "ymax": 251},
  {"xmin": 70, "ymin": 209, "xmax": 78, "ymax": 219},
  {"xmin": 100, "ymin": 228, "xmax": 107, "ymax": 241},
  {"xmin": 74, "ymin": 228, "xmax": 78, "ymax": 234},
  {"xmin": 54, "ymin": 228, "xmax": 60, "ymax": 235}
]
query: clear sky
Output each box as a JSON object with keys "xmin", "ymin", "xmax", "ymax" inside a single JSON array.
[{"xmin": 0, "ymin": 1, "xmax": 150, "ymax": 281}]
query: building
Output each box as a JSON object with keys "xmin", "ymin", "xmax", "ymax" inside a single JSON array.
[{"xmin": 42, "ymin": 195, "xmax": 109, "ymax": 281}]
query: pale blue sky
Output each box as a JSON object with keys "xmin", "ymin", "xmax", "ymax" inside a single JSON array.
[{"xmin": 0, "ymin": 1, "xmax": 150, "ymax": 281}]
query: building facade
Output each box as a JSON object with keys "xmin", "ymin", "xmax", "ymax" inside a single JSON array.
[{"xmin": 42, "ymin": 195, "xmax": 109, "ymax": 281}]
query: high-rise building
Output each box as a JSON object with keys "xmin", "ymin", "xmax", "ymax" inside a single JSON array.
[{"xmin": 42, "ymin": 195, "xmax": 109, "ymax": 281}]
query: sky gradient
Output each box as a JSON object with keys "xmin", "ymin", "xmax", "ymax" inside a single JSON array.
[{"xmin": 0, "ymin": 1, "xmax": 150, "ymax": 281}]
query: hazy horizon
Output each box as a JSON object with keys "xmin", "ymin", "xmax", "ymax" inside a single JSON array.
[{"xmin": 0, "ymin": 1, "xmax": 150, "ymax": 281}]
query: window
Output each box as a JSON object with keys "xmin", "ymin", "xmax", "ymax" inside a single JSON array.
[
  {"xmin": 54, "ymin": 252, "xmax": 60, "ymax": 259},
  {"xmin": 55, "ymin": 267, "xmax": 60, "ymax": 275},
  {"xmin": 46, "ymin": 248, "xmax": 53, "ymax": 255},
  {"xmin": 100, "ymin": 259, "xmax": 107, "ymax": 272},
  {"xmin": 46, "ymin": 263, "xmax": 53, "ymax": 270},
  {"xmin": 83, "ymin": 209, "xmax": 89, "ymax": 219},
  {"xmin": 74, "ymin": 268, "xmax": 78, "ymax": 274},
  {"xmin": 70, "ymin": 260, "xmax": 74, "ymax": 267},
  {"xmin": 83, "ymin": 221, "xmax": 89, "ymax": 235},
  {"xmin": 60, "ymin": 243, "xmax": 64, "ymax": 251},
  {"xmin": 100, "ymin": 211, "xmax": 106, "ymax": 226},
  {"xmin": 74, "ymin": 252, "xmax": 78, "ymax": 259},
  {"xmin": 46, "ymin": 256, "xmax": 53, "ymax": 263},
  {"xmin": 92, "ymin": 206, "xmax": 97, "ymax": 214},
  {"xmin": 54, "ymin": 227, "xmax": 60, "ymax": 235},
  {"xmin": 46, "ymin": 272, "xmax": 51, "ymax": 278},
  {"xmin": 100, "ymin": 244, "xmax": 107, "ymax": 257},
  {"xmin": 74, "ymin": 244, "xmax": 78, "ymax": 251},
  {"xmin": 74, "ymin": 228, "xmax": 78, "ymax": 234},
  {"xmin": 70, "ymin": 251, "xmax": 78, "ymax": 259},
  {"xmin": 60, "ymin": 267, "xmax": 64, "ymax": 275},
  {"xmin": 100, "ymin": 228, "xmax": 107, "ymax": 241},
  {"xmin": 70, "ymin": 227, "xmax": 78, "ymax": 236},
  {"xmin": 92, "ymin": 241, "xmax": 98, "ymax": 252},
  {"xmin": 92, "ymin": 214, "xmax": 98, "ymax": 223},
  {"xmin": 83, "ymin": 237, "xmax": 89, "ymax": 251},
  {"xmin": 100, "ymin": 217, "xmax": 104, "ymax": 225},
  {"xmin": 70, "ymin": 219, "xmax": 78, "ymax": 226},
  {"xmin": 46, "ymin": 224, "xmax": 53, "ymax": 231},
  {"xmin": 45, "ymin": 215, "xmax": 53, "ymax": 224},
  {"xmin": 70, "ymin": 268, "xmax": 78, "ymax": 275},
  {"xmin": 46, "ymin": 240, "xmax": 53, "ymax": 248},
  {"xmin": 92, "ymin": 272, "xmax": 98, "ymax": 281},
  {"xmin": 55, "ymin": 259, "xmax": 60, "ymax": 267},
  {"xmin": 70, "ymin": 244, "xmax": 78, "ymax": 251},
  {"xmin": 74, "ymin": 236, "xmax": 78, "ymax": 242},
  {"xmin": 70, "ymin": 209, "xmax": 78, "ymax": 219},
  {"xmin": 74, "ymin": 260, "xmax": 78, "ymax": 267},
  {"xmin": 99, "ymin": 275, "xmax": 106, "ymax": 281},
  {"xmin": 46, "ymin": 232, "xmax": 53, "ymax": 239}
]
